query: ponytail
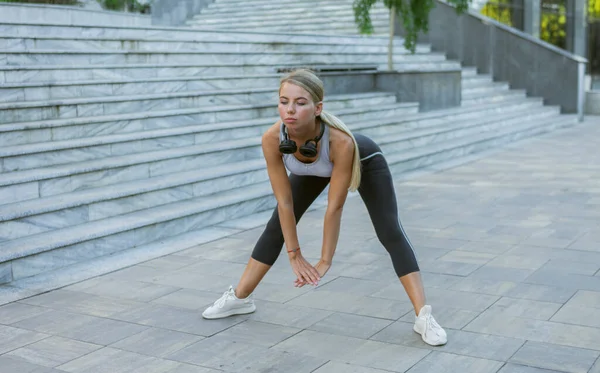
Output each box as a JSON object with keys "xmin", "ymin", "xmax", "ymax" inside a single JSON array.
[{"xmin": 319, "ymin": 110, "xmax": 362, "ymax": 192}]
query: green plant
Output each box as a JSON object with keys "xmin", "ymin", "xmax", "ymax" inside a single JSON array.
[
  {"xmin": 353, "ymin": 0, "xmax": 471, "ymax": 54},
  {"xmin": 97, "ymin": 0, "xmax": 150, "ymax": 13}
]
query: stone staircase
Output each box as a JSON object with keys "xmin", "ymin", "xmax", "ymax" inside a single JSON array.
[
  {"xmin": 0, "ymin": 11, "xmax": 577, "ymax": 298},
  {"xmin": 187, "ymin": 0, "xmax": 392, "ymax": 35}
]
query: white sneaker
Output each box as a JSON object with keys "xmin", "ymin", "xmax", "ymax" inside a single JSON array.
[
  {"xmin": 202, "ymin": 286, "xmax": 256, "ymax": 319},
  {"xmin": 413, "ymin": 305, "xmax": 447, "ymax": 346}
]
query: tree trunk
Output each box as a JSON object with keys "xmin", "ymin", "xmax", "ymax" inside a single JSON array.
[{"xmin": 388, "ymin": 5, "xmax": 395, "ymax": 71}]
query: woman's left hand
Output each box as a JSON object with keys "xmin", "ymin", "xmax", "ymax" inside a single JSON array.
[{"xmin": 294, "ymin": 259, "xmax": 331, "ymax": 287}]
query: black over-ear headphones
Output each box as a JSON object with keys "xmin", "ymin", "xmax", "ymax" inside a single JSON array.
[{"xmin": 279, "ymin": 120, "xmax": 325, "ymax": 158}]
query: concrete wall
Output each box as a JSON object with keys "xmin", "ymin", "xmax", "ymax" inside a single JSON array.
[
  {"xmin": 586, "ymin": 91, "xmax": 600, "ymax": 115},
  {"xmin": 0, "ymin": 2, "xmax": 151, "ymax": 27},
  {"xmin": 317, "ymin": 67, "xmax": 462, "ymax": 112},
  {"xmin": 426, "ymin": 1, "xmax": 587, "ymax": 118}
]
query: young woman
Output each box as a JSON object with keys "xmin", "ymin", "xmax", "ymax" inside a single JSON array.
[{"xmin": 202, "ymin": 69, "xmax": 447, "ymax": 346}]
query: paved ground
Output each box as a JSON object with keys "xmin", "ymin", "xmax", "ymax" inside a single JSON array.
[{"xmin": 1, "ymin": 118, "xmax": 600, "ymax": 373}]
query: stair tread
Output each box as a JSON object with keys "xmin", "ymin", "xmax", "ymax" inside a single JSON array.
[
  {"xmin": 0, "ymin": 101, "xmax": 414, "ymax": 156},
  {"xmin": 0, "ymin": 158, "xmax": 266, "ymax": 221},
  {"xmin": 0, "ymin": 98, "xmax": 540, "ymax": 158},
  {"xmin": 0, "ymin": 73, "xmax": 279, "ymax": 89},
  {"xmin": 0, "ymin": 60, "xmax": 440, "ymax": 71},
  {"xmin": 0, "ymin": 180, "xmax": 274, "ymax": 262},
  {"xmin": 0, "ymin": 91, "xmax": 406, "ymax": 132},
  {"xmin": 0, "ymin": 113, "xmax": 577, "ymax": 263},
  {"xmin": 0, "ymin": 104, "xmax": 559, "ymax": 221},
  {"xmin": 386, "ymin": 115, "xmax": 577, "ymax": 164}
]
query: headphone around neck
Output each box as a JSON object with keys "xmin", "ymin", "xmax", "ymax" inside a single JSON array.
[{"xmin": 279, "ymin": 120, "xmax": 325, "ymax": 158}]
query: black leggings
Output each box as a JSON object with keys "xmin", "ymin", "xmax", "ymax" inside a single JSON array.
[{"xmin": 251, "ymin": 133, "xmax": 420, "ymax": 278}]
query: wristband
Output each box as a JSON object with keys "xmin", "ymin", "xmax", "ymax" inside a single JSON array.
[{"xmin": 287, "ymin": 247, "xmax": 300, "ymax": 254}]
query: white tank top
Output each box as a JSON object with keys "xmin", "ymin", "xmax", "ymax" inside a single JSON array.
[{"xmin": 280, "ymin": 122, "xmax": 333, "ymax": 178}]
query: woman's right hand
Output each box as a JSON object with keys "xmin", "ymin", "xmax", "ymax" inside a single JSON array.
[{"xmin": 289, "ymin": 251, "xmax": 320, "ymax": 286}]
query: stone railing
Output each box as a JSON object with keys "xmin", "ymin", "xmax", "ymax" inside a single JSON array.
[{"xmin": 397, "ymin": 0, "xmax": 588, "ymax": 121}]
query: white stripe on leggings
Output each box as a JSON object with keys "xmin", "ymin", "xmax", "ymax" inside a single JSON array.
[{"xmin": 360, "ymin": 151, "xmax": 384, "ymax": 162}]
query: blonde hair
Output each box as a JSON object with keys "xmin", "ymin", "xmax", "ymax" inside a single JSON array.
[{"xmin": 279, "ymin": 69, "xmax": 362, "ymax": 192}]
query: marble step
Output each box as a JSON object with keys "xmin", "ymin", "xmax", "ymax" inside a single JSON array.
[
  {"xmin": 0, "ymin": 112, "xmax": 576, "ymax": 283},
  {"xmin": 5, "ymin": 64, "xmax": 479, "ymax": 103},
  {"xmin": 204, "ymin": 1, "xmax": 373, "ymax": 15},
  {"xmin": 204, "ymin": 0, "xmax": 363, "ymax": 12},
  {"xmin": 461, "ymin": 74, "xmax": 496, "ymax": 88},
  {"xmin": 0, "ymin": 34, "xmax": 429, "ymax": 54},
  {"xmin": 0, "ymin": 59, "xmax": 461, "ymax": 85},
  {"xmin": 0, "ymin": 91, "xmax": 408, "ymax": 146},
  {"xmin": 0, "ymin": 101, "xmax": 556, "ymax": 227},
  {"xmin": 188, "ymin": 24, "xmax": 392, "ymax": 35},
  {"xmin": 357, "ymin": 98, "xmax": 548, "ymax": 139},
  {"xmin": 375, "ymin": 106, "xmax": 560, "ymax": 156},
  {"xmin": 0, "ymin": 86, "xmax": 282, "ymax": 124},
  {"xmin": 0, "ymin": 161, "xmax": 271, "ymax": 243},
  {"xmin": 0, "ymin": 73, "xmax": 283, "ymax": 103},
  {"xmin": 0, "ymin": 101, "xmax": 417, "ymax": 172},
  {"xmin": 462, "ymin": 83, "xmax": 511, "ymax": 97},
  {"xmin": 0, "ymin": 97, "xmax": 538, "ymax": 205},
  {"xmin": 0, "ymin": 107, "xmax": 417, "ymax": 192},
  {"xmin": 0, "ymin": 48, "xmax": 445, "ymax": 67},
  {"xmin": 193, "ymin": 7, "xmax": 389, "ymax": 23},
  {"xmin": 0, "ymin": 23, "xmax": 407, "ymax": 48},
  {"xmin": 462, "ymin": 89, "xmax": 528, "ymax": 105},
  {"xmin": 187, "ymin": 18, "xmax": 390, "ymax": 30},
  {"xmin": 385, "ymin": 114, "xmax": 577, "ymax": 175},
  {"xmin": 0, "ymin": 179, "xmax": 279, "ymax": 282}
]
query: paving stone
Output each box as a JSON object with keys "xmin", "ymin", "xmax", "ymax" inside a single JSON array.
[
  {"xmin": 246, "ymin": 300, "xmax": 333, "ymax": 329},
  {"xmin": 335, "ymin": 340, "xmax": 431, "ymax": 372},
  {"xmin": 150, "ymin": 288, "xmax": 223, "ymax": 311},
  {"xmin": 217, "ymin": 348, "xmax": 327, "ymax": 373},
  {"xmin": 0, "ymin": 355, "xmax": 65, "ymax": 373},
  {"xmin": 63, "ymin": 278, "xmax": 180, "ymax": 302},
  {"xmin": 110, "ymin": 303, "xmax": 245, "ymax": 337},
  {"xmin": 404, "ymin": 351, "xmax": 504, "ymax": 373},
  {"xmin": 312, "ymin": 362, "xmax": 392, "ymax": 373},
  {"xmin": 0, "ymin": 303, "xmax": 51, "ymax": 325},
  {"xmin": 485, "ymin": 297, "xmax": 563, "ymax": 320},
  {"xmin": 0, "ymin": 324, "xmax": 48, "ymax": 355},
  {"xmin": 449, "ymin": 277, "xmax": 519, "ymax": 296},
  {"xmin": 210, "ymin": 320, "xmax": 301, "ymax": 347},
  {"xmin": 56, "ymin": 347, "xmax": 181, "ymax": 373},
  {"xmin": 109, "ymin": 327, "xmax": 204, "ymax": 358},
  {"xmin": 285, "ymin": 289, "xmax": 413, "ymax": 320},
  {"xmin": 467, "ymin": 265, "xmax": 535, "ymax": 282},
  {"xmin": 524, "ymin": 268, "xmax": 600, "ymax": 292},
  {"xmin": 437, "ymin": 250, "xmax": 497, "ymax": 265},
  {"xmin": 307, "ymin": 312, "xmax": 394, "ymax": 339},
  {"xmin": 503, "ymin": 283, "xmax": 576, "ymax": 303},
  {"xmin": 538, "ymin": 259, "xmax": 600, "ymax": 276},
  {"xmin": 6, "ymin": 336, "xmax": 101, "ymax": 368},
  {"xmin": 417, "ymin": 259, "xmax": 482, "ymax": 277},
  {"xmin": 498, "ymin": 363, "xmax": 572, "ymax": 373},
  {"xmin": 164, "ymin": 334, "xmax": 268, "ymax": 370},
  {"xmin": 11, "ymin": 309, "xmax": 147, "ymax": 346},
  {"xmin": 18, "ymin": 289, "xmax": 143, "ymax": 318},
  {"xmin": 270, "ymin": 329, "xmax": 368, "ymax": 361},
  {"xmin": 371, "ymin": 321, "xmax": 524, "ymax": 361},
  {"xmin": 509, "ymin": 341, "xmax": 599, "ymax": 373},
  {"xmin": 463, "ymin": 309, "xmax": 600, "ymax": 351}
]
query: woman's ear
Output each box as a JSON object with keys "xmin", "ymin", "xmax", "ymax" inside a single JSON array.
[{"xmin": 315, "ymin": 101, "xmax": 323, "ymax": 116}]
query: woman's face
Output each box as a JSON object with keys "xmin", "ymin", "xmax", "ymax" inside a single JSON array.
[{"xmin": 278, "ymin": 82, "xmax": 322, "ymax": 137}]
